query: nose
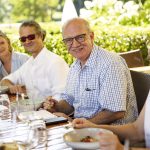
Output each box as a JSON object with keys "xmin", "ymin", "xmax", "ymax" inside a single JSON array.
[{"xmin": 24, "ymin": 38, "xmax": 31, "ymax": 44}]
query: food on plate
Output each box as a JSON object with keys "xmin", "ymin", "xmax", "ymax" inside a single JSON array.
[{"xmin": 80, "ymin": 136, "xmax": 97, "ymax": 142}]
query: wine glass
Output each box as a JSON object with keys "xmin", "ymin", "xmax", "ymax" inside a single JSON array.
[
  {"xmin": 26, "ymin": 89, "xmax": 44, "ymax": 110},
  {"xmin": 14, "ymin": 120, "xmax": 47, "ymax": 150},
  {"xmin": 0, "ymin": 94, "xmax": 11, "ymax": 120},
  {"xmin": 30, "ymin": 119, "xmax": 47, "ymax": 148},
  {"xmin": 14, "ymin": 122, "xmax": 39, "ymax": 150},
  {"xmin": 16, "ymin": 96, "xmax": 40, "ymax": 122},
  {"xmin": 0, "ymin": 120, "xmax": 14, "ymax": 143}
]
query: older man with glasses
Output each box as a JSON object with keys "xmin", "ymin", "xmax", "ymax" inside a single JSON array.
[
  {"xmin": 41, "ymin": 18, "xmax": 138, "ymax": 125},
  {"xmin": 0, "ymin": 20, "xmax": 69, "ymax": 101}
]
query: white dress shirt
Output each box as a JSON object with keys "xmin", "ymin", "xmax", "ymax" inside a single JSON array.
[{"xmin": 4, "ymin": 47, "xmax": 69, "ymax": 101}]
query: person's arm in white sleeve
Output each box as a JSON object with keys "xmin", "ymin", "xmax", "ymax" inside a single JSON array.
[{"xmin": 0, "ymin": 66, "xmax": 26, "ymax": 94}]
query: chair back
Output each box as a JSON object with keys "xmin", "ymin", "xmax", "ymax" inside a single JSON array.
[
  {"xmin": 119, "ymin": 49, "xmax": 144, "ymax": 68},
  {"xmin": 130, "ymin": 70, "xmax": 150, "ymax": 114}
]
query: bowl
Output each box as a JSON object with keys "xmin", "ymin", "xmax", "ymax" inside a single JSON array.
[{"xmin": 63, "ymin": 128, "xmax": 113, "ymax": 150}]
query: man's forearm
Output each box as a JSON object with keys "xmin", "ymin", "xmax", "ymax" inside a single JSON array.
[
  {"xmin": 88, "ymin": 110, "xmax": 125, "ymax": 124},
  {"xmin": 56, "ymin": 100, "xmax": 74, "ymax": 115}
]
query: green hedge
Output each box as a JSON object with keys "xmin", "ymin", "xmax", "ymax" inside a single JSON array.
[
  {"xmin": 94, "ymin": 25, "xmax": 150, "ymax": 65},
  {"xmin": 11, "ymin": 25, "xmax": 150, "ymax": 65}
]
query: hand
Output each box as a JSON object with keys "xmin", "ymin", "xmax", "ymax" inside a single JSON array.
[
  {"xmin": 9, "ymin": 85, "xmax": 25, "ymax": 94},
  {"xmin": 99, "ymin": 132, "xmax": 124, "ymax": 150},
  {"xmin": 42, "ymin": 96, "xmax": 58, "ymax": 113},
  {"xmin": 72, "ymin": 118, "xmax": 98, "ymax": 128}
]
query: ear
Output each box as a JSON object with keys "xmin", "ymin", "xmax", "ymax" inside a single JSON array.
[{"xmin": 90, "ymin": 32, "xmax": 94, "ymax": 41}]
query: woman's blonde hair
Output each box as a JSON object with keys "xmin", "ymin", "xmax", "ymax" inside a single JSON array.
[{"xmin": 0, "ymin": 30, "xmax": 12, "ymax": 52}]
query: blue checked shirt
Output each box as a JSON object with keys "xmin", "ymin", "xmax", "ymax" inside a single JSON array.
[{"xmin": 61, "ymin": 45, "xmax": 138, "ymax": 125}]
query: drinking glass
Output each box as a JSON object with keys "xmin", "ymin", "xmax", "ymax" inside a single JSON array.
[
  {"xmin": 16, "ymin": 98, "xmax": 40, "ymax": 122},
  {"xmin": 0, "ymin": 120, "xmax": 14, "ymax": 143},
  {"xmin": 0, "ymin": 94, "xmax": 11, "ymax": 120},
  {"xmin": 14, "ymin": 120, "xmax": 47, "ymax": 150},
  {"xmin": 30, "ymin": 119, "xmax": 47, "ymax": 148},
  {"xmin": 14, "ymin": 122, "xmax": 39, "ymax": 150},
  {"xmin": 26, "ymin": 89, "xmax": 43, "ymax": 110}
]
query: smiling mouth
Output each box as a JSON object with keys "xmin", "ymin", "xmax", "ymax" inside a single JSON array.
[
  {"xmin": 24, "ymin": 43, "xmax": 34, "ymax": 48},
  {"xmin": 0, "ymin": 49, "xmax": 5, "ymax": 53},
  {"xmin": 71, "ymin": 46, "xmax": 84, "ymax": 52}
]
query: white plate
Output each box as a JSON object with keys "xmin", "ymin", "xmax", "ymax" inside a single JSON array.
[
  {"xmin": 18, "ymin": 110, "xmax": 57, "ymax": 121},
  {"xmin": 63, "ymin": 128, "xmax": 113, "ymax": 150}
]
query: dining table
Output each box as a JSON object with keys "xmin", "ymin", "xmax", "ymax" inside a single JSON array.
[
  {"xmin": 0, "ymin": 94, "xmax": 150, "ymax": 150},
  {"xmin": 7, "ymin": 93, "xmax": 73, "ymax": 150}
]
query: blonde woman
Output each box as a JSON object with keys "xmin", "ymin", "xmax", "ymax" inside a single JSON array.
[{"xmin": 0, "ymin": 30, "xmax": 29, "ymax": 80}]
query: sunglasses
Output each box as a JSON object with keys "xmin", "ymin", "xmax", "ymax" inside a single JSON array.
[{"xmin": 19, "ymin": 34, "xmax": 36, "ymax": 42}]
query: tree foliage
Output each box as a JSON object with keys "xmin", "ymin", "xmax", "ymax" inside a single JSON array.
[
  {"xmin": 0, "ymin": 0, "xmax": 64, "ymax": 23},
  {"xmin": 80, "ymin": 0, "xmax": 150, "ymax": 26},
  {"xmin": 0, "ymin": 0, "xmax": 11, "ymax": 22},
  {"xmin": 10, "ymin": 0, "xmax": 60, "ymax": 22}
]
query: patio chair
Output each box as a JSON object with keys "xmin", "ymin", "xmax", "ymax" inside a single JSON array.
[
  {"xmin": 130, "ymin": 70, "xmax": 150, "ymax": 114},
  {"xmin": 119, "ymin": 49, "xmax": 144, "ymax": 68}
]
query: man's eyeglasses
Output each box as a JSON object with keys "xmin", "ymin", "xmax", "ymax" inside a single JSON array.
[
  {"xmin": 19, "ymin": 34, "xmax": 36, "ymax": 43},
  {"xmin": 63, "ymin": 34, "xmax": 86, "ymax": 46}
]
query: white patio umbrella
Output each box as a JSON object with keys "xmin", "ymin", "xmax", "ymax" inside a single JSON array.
[{"xmin": 61, "ymin": 0, "xmax": 78, "ymax": 25}]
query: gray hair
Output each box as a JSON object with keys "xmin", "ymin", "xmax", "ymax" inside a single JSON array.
[
  {"xmin": 62, "ymin": 18, "xmax": 92, "ymax": 34},
  {"xmin": 19, "ymin": 20, "xmax": 43, "ymax": 37}
]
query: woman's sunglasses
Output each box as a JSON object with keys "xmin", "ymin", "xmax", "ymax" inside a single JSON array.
[{"xmin": 19, "ymin": 34, "xmax": 36, "ymax": 43}]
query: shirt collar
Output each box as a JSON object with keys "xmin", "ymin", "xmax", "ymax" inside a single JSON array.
[
  {"xmin": 72, "ymin": 45, "xmax": 98, "ymax": 69},
  {"xmin": 30, "ymin": 47, "xmax": 47, "ymax": 63}
]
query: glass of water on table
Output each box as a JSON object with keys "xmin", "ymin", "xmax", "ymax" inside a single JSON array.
[{"xmin": 16, "ymin": 92, "xmax": 47, "ymax": 149}]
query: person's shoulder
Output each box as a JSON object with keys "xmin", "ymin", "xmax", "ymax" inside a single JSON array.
[
  {"xmin": 42, "ymin": 48, "xmax": 69, "ymax": 69},
  {"xmin": 13, "ymin": 51, "xmax": 29, "ymax": 59},
  {"xmin": 96, "ymin": 46, "xmax": 122, "ymax": 62},
  {"xmin": 45, "ymin": 48, "xmax": 67, "ymax": 62},
  {"xmin": 96, "ymin": 46, "xmax": 119, "ymax": 58},
  {"xmin": 94, "ymin": 46, "xmax": 127, "ymax": 69}
]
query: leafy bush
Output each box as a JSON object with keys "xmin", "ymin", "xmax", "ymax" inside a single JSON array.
[
  {"xmin": 11, "ymin": 25, "xmax": 150, "ymax": 65},
  {"xmin": 93, "ymin": 25, "xmax": 150, "ymax": 65},
  {"xmin": 81, "ymin": 0, "xmax": 150, "ymax": 26},
  {"xmin": 5, "ymin": 0, "xmax": 150, "ymax": 65}
]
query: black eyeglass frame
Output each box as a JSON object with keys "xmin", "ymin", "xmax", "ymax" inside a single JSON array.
[{"xmin": 62, "ymin": 33, "xmax": 87, "ymax": 46}]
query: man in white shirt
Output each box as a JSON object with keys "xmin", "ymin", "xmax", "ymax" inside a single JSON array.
[{"xmin": 0, "ymin": 20, "xmax": 69, "ymax": 100}]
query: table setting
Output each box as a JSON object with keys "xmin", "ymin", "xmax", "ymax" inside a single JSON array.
[{"xmin": 0, "ymin": 91, "xmax": 114, "ymax": 150}]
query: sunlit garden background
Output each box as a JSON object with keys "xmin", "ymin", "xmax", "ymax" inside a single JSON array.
[{"xmin": 0, "ymin": 0, "xmax": 150, "ymax": 65}]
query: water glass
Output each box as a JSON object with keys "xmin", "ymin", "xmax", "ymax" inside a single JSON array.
[
  {"xmin": 16, "ymin": 99, "xmax": 39, "ymax": 122},
  {"xmin": 30, "ymin": 119, "xmax": 47, "ymax": 148},
  {"xmin": 14, "ymin": 120, "xmax": 47, "ymax": 149},
  {"xmin": 0, "ymin": 120, "xmax": 14, "ymax": 143},
  {"xmin": 26, "ymin": 89, "xmax": 43, "ymax": 110},
  {"xmin": 0, "ymin": 94, "xmax": 11, "ymax": 120},
  {"xmin": 14, "ymin": 123, "xmax": 39, "ymax": 150}
]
